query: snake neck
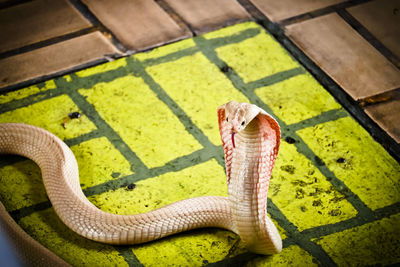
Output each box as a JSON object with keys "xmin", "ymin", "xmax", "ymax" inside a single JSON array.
[{"xmin": 228, "ymin": 117, "xmax": 279, "ymax": 253}]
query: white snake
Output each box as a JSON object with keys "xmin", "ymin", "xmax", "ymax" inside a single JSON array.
[{"xmin": 0, "ymin": 101, "xmax": 282, "ymax": 265}]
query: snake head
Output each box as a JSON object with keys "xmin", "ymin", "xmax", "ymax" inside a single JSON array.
[{"xmin": 221, "ymin": 101, "xmax": 260, "ymax": 133}]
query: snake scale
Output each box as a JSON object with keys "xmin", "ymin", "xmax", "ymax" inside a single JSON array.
[{"xmin": 0, "ymin": 101, "xmax": 282, "ymax": 265}]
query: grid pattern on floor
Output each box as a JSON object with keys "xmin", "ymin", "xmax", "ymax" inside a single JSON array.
[
  {"xmin": 1, "ymin": 0, "xmax": 399, "ymax": 159},
  {"xmin": 0, "ymin": 23, "xmax": 399, "ymax": 267}
]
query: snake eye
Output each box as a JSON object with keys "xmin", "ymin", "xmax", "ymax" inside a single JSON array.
[
  {"xmin": 226, "ymin": 117, "xmax": 229, "ymax": 122},
  {"xmin": 241, "ymin": 120, "xmax": 245, "ymax": 126}
]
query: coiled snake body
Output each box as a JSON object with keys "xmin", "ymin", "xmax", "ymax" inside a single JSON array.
[{"xmin": 0, "ymin": 101, "xmax": 281, "ymax": 265}]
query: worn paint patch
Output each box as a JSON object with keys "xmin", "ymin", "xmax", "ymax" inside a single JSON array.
[
  {"xmin": 255, "ymin": 74, "xmax": 341, "ymax": 124},
  {"xmin": 297, "ymin": 117, "xmax": 400, "ymax": 210},
  {"xmin": 63, "ymin": 74, "xmax": 72, "ymax": 82},
  {"xmin": 76, "ymin": 58, "xmax": 127, "ymax": 77},
  {"xmin": 71, "ymin": 137, "xmax": 133, "ymax": 189},
  {"xmin": 0, "ymin": 80, "xmax": 56, "ymax": 104},
  {"xmin": 79, "ymin": 76, "xmax": 202, "ymax": 168},
  {"xmin": 315, "ymin": 213, "xmax": 400, "ymax": 266},
  {"xmin": 270, "ymin": 142, "xmax": 357, "ymax": 231},
  {"xmin": 202, "ymin": 21, "xmax": 260, "ymax": 39},
  {"xmin": 0, "ymin": 95, "xmax": 96, "ymax": 140},
  {"xmin": 146, "ymin": 52, "xmax": 249, "ymax": 145},
  {"xmin": 88, "ymin": 159, "xmax": 227, "ymax": 214},
  {"xmin": 19, "ymin": 208, "xmax": 128, "ymax": 267},
  {"xmin": 247, "ymin": 245, "xmax": 317, "ymax": 266},
  {"xmin": 0, "ymin": 160, "xmax": 46, "ymax": 211},
  {"xmin": 135, "ymin": 38, "xmax": 195, "ymax": 61},
  {"xmin": 215, "ymin": 30, "xmax": 299, "ymax": 83}
]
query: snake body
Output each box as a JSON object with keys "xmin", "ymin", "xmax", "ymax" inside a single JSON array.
[{"xmin": 0, "ymin": 101, "xmax": 281, "ymax": 265}]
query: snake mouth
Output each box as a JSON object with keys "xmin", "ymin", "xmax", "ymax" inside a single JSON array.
[{"xmin": 231, "ymin": 132, "xmax": 236, "ymax": 148}]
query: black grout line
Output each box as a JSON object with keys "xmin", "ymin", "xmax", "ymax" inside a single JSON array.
[
  {"xmin": 0, "ymin": 27, "xmax": 97, "ymax": 60},
  {"xmin": 286, "ymin": 108, "xmax": 348, "ymax": 133},
  {"xmin": 68, "ymin": 0, "xmax": 127, "ymax": 52},
  {"xmin": 278, "ymin": 0, "xmax": 373, "ymax": 26},
  {"xmin": 146, "ymin": 146, "xmax": 224, "ymax": 179},
  {"xmin": 64, "ymin": 66, "xmax": 129, "ymax": 89},
  {"xmin": 63, "ymin": 129, "xmax": 103, "ymax": 147},
  {"xmin": 83, "ymin": 147, "xmax": 220, "ymax": 197},
  {"xmin": 157, "ymin": 0, "xmax": 252, "ymax": 36},
  {"xmin": 10, "ymin": 201, "xmax": 51, "ymax": 222},
  {"xmin": 374, "ymin": 202, "xmax": 400, "ymax": 219},
  {"xmin": 206, "ymin": 27, "xmax": 261, "ymax": 47},
  {"xmin": 235, "ymin": 0, "xmax": 266, "ymax": 20},
  {"xmin": 246, "ymin": 67, "xmax": 305, "ymax": 91},
  {"xmin": 302, "ymin": 202, "xmax": 400, "ymax": 240},
  {"xmin": 141, "ymin": 46, "xmax": 199, "ymax": 66},
  {"xmin": 0, "ymin": 89, "xmax": 66, "ymax": 115},
  {"xmin": 114, "ymin": 246, "xmax": 144, "ymax": 267},
  {"xmin": 155, "ymin": 0, "xmax": 195, "ymax": 35},
  {"xmin": 336, "ymin": 9, "xmax": 400, "ymax": 69}
]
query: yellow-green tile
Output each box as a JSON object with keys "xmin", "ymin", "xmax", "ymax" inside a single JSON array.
[
  {"xmin": 88, "ymin": 159, "xmax": 227, "ymax": 214},
  {"xmin": 71, "ymin": 137, "xmax": 133, "ymax": 189},
  {"xmin": 216, "ymin": 31, "xmax": 299, "ymax": 83},
  {"xmin": 270, "ymin": 142, "xmax": 357, "ymax": 231},
  {"xmin": 19, "ymin": 208, "xmax": 128, "ymax": 267},
  {"xmin": 203, "ymin": 21, "xmax": 260, "ymax": 39},
  {"xmin": 315, "ymin": 213, "xmax": 400, "ymax": 266},
  {"xmin": 297, "ymin": 117, "xmax": 400, "ymax": 210},
  {"xmin": 76, "ymin": 58, "xmax": 127, "ymax": 77},
  {"xmin": 0, "ymin": 160, "xmax": 46, "ymax": 211},
  {"xmin": 79, "ymin": 75, "xmax": 202, "ymax": 168},
  {"xmin": 247, "ymin": 245, "xmax": 317, "ymax": 267},
  {"xmin": 0, "ymin": 80, "xmax": 56, "ymax": 104},
  {"xmin": 147, "ymin": 52, "xmax": 248, "ymax": 145},
  {"xmin": 135, "ymin": 38, "xmax": 195, "ymax": 61},
  {"xmin": 255, "ymin": 74, "xmax": 341, "ymax": 124},
  {"xmin": 0, "ymin": 95, "xmax": 96, "ymax": 140}
]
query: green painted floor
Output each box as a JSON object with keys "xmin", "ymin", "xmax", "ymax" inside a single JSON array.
[{"xmin": 0, "ymin": 22, "xmax": 399, "ymax": 266}]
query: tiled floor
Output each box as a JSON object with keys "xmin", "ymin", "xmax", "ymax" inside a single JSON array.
[
  {"xmin": 0, "ymin": 0, "xmax": 399, "ymax": 266},
  {"xmin": 1, "ymin": 22, "xmax": 399, "ymax": 266},
  {"xmin": 0, "ymin": 0, "xmax": 398, "ymax": 148}
]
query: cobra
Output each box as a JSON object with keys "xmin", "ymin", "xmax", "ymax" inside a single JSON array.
[{"xmin": 0, "ymin": 101, "xmax": 282, "ymax": 265}]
